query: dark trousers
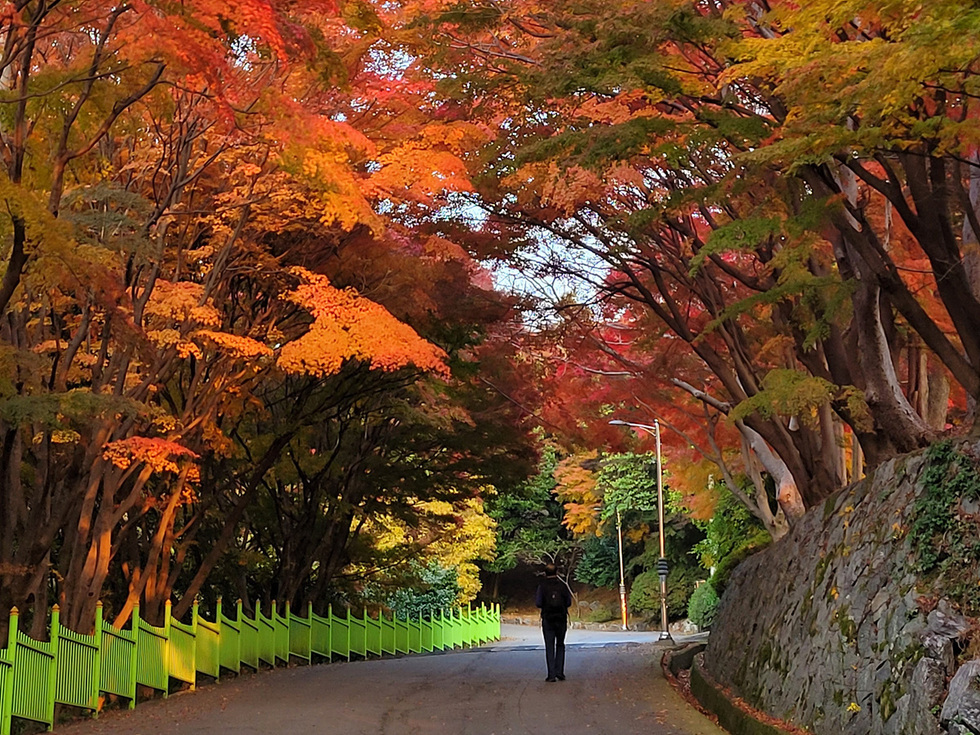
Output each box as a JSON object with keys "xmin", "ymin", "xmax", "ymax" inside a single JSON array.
[{"xmin": 541, "ymin": 616, "xmax": 567, "ymax": 678}]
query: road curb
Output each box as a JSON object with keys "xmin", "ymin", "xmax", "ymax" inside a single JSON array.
[{"xmin": 685, "ymin": 654, "xmax": 800, "ymax": 735}]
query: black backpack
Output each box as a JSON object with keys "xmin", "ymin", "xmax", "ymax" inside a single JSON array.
[{"xmin": 542, "ymin": 579, "xmax": 566, "ymax": 616}]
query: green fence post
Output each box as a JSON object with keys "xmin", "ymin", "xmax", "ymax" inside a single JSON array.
[
  {"xmin": 128, "ymin": 604, "xmax": 139, "ymax": 708},
  {"xmin": 163, "ymin": 601, "xmax": 172, "ymax": 699},
  {"xmin": 92, "ymin": 603, "xmax": 104, "ymax": 716},
  {"xmin": 2, "ymin": 607, "xmax": 18, "ymax": 735},
  {"xmin": 47, "ymin": 605, "xmax": 60, "ymax": 731},
  {"xmin": 236, "ymin": 598, "xmax": 243, "ymax": 666},
  {"xmin": 270, "ymin": 600, "xmax": 277, "ymax": 665},
  {"xmin": 190, "ymin": 598, "xmax": 200, "ymax": 692},
  {"xmin": 215, "ymin": 597, "xmax": 222, "ymax": 682},
  {"xmin": 363, "ymin": 608, "xmax": 370, "ymax": 658},
  {"xmin": 306, "ymin": 602, "xmax": 313, "ymax": 663},
  {"xmin": 283, "ymin": 601, "xmax": 289, "ymax": 662}
]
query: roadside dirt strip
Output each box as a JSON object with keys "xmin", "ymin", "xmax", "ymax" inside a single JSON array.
[{"xmin": 59, "ymin": 625, "xmax": 726, "ymax": 735}]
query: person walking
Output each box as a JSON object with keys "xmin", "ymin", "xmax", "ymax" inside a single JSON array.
[{"xmin": 535, "ymin": 563, "xmax": 572, "ymax": 682}]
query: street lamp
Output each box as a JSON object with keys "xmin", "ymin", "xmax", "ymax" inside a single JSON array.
[
  {"xmin": 616, "ymin": 507, "xmax": 627, "ymax": 631},
  {"xmin": 609, "ymin": 419, "xmax": 673, "ymax": 642}
]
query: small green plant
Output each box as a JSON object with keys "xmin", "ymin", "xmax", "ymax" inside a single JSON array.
[
  {"xmin": 582, "ymin": 604, "xmax": 618, "ymax": 623},
  {"xmin": 687, "ymin": 582, "xmax": 720, "ymax": 629},
  {"xmin": 910, "ymin": 441, "xmax": 980, "ymax": 615}
]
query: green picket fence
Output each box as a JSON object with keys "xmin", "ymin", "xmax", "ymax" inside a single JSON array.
[{"xmin": 0, "ymin": 599, "xmax": 500, "ymax": 735}]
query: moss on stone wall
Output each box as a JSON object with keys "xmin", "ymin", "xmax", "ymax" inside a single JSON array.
[{"xmin": 911, "ymin": 441, "xmax": 980, "ymax": 616}]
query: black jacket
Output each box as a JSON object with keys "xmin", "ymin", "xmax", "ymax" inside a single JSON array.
[{"xmin": 535, "ymin": 576, "xmax": 572, "ymax": 621}]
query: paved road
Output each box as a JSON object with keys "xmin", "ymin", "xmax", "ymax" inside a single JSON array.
[{"xmin": 60, "ymin": 624, "xmax": 725, "ymax": 735}]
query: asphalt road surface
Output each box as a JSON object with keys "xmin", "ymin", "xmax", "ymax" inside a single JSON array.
[{"xmin": 60, "ymin": 624, "xmax": 726, "ymax": 735}]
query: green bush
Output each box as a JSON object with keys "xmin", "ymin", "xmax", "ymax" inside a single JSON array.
[
  {"xmin": 629, "ymin": 566, "xmax": 699, "ymax": 620},
  {"xmin": 687, "ymin": 582, "xmax": 719, "ymax": 629},
  {"xmin": 574, "ymin": 535, "xmax": 621, "ymax": 588},
  {"xmin": 582, "ymin": 603, "xmax": 618, "ymax": 623},
  {"xmin": 387, "ymin": 562, "xmax": 460, "ymax": 619}
]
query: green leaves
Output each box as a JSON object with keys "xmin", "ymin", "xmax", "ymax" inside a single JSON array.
[
  {"xmin": 689, "ymin": 216, "xmax": 781, "ymax": 276},
  {"xmin": 519, "ymin": 116, "xmax": 673, "ymax": 170},
  {"xmin": 730, "ymin": 369, "xmax": 835, "ymax": 425},
  {"xmin": 910, "ymin": 441, "xmax": 980, "ymax": 615},
  {"xmin": 597, "ymin": 452, "xmax": 659, "ymax": 521},
  {"xmin": 0, "ymin": 390, "xmax": 146, "ymax": 428}
]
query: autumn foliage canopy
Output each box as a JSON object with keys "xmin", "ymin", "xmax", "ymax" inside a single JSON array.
[{"xmin": 4, "ymin": 0, "xmax": 980, "ymax": 635}]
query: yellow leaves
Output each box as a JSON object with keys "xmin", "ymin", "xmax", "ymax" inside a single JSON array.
[
  {"xmin": 264, "ymin": 151, "xmax": 382, "ymax": 235},
  {"xmin": 145, "ymin": 280, "xmax": 275, "ymax": 364},
  {"xmin": 151, "ymin": 415, "xmax": 177, "ymax": 433},
  {"xmin": 33, "ymin": 429, "xmax": 81, "ymax": 445},
  {"xmin": 102, "ymin": 436, "xmax": 198, "ymax": 475},
  {"xmin": 371, "ymin": 496, "xmax": 497, "ymax": 604},
  {"xmin": 277, "ymin": 267, "xmax": 449, "ymax": 379}
]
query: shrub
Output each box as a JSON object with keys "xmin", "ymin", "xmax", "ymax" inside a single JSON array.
[
  {"xmin": 687, "ymin": 582, "xmax": 720, "ymax": 629},
  {"xmin": 629, "ymin": 566, "xmax": 699, "ymax": 620},
  {"xmin": 574, "ymin": 535, "xmax": 621, "ymax": 588},
  {"xmin": 387, "ymin": 562, "xmax": 460, "ymax": 619},
  {"xmin": 582, "ymin": 603, "xmax": 618, "ymax": 623}
]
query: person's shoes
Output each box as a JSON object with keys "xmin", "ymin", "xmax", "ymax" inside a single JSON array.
[
  {"xmin": 556, "ymin": 674, "xmax": 566, "ymax": 681},
  {"xmin": 545, "ymin": 676, "xmax": 557, "ymax": 682}
]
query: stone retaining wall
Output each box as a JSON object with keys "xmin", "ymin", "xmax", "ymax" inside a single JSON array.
[{"xmin": 703, "ymin": 446, "xmax": 977, "ymax": 735}]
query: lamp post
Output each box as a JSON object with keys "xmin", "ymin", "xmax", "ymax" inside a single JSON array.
[
  {"xmin": 616, "ymin": 508, "xmax": 627, "ymax": 631},
  {"xmin": 609, "ymin": 419, "xmax": 673, "ymax": 642}
]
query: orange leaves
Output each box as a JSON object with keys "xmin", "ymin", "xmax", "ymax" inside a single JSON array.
[
  {"xmin": 298, "ymin": 148, "xmax": 382, "ymax": 232},
  {"xmin": 277, "ymin": 268, "xmax": 449, "ymax": 378},
  {"xmin": 365, "ymin": 122, "xmax": 488, "ymax": 204},
  {"xmin": 145, "ymin": 279, "xmax": 276, "ymax": 363},
  {"xmin": 147, "ymin": 329, "xmax": 203, "ymax": 359},
  {"xmin": 554, "ymin": 451, "xmax": 602, "ymax": 537},
  {"xmin": 145, "ymin": 281, "xmax": 220, "ymax": 326},
  {"xmin": 540, "ymin": 164, "xmax": 604, "ymax": 216},
  {"xmin": 103, "ymin": 437, "xmax": 199, "ymax": 475},
  {"xmin": 195, "ymin": 331, "xmax": 274, "ymax": 360},
  {"xmin": 225, "ymin": 0, "xmax": 290, "ymax": 60}
]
